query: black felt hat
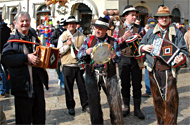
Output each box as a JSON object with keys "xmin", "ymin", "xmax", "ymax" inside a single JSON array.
[
  {"xmin": 122, "ymin": 5, "xmax": 138, "ymax": 17},
  {"xmin": 60, "ymin": 18, "xmax": 66, "ymax": 26},
  {"xmin": 65, "ymin": 16, "xmax": 79, "ymax": 25},
  {"xmin": 92, "ymin": 17, "xmax": 110, "ymax": 29}
]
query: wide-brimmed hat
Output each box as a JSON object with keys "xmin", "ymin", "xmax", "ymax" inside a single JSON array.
[
  {"xmin": 122, "ymin": 5, "xmax": 138, "ymax": 17},
  {"xmin": 60, "ymin": 18, "xmax": 66, "ymax": 26},
  {"xmin": 65, "ymin": 16, "xmax": 79, "ymax": 25},
  {"xmin": 154, "ymin": 6, "xmax": 173, "ymax": 17},
  {"xmin": 92, "ymin": 17, "xmax": 110, "ymax": 30}
]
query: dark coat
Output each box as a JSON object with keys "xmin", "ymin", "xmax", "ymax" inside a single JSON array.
[
  {"xmin": 1, "ymin": 29, "xmax": 49, "ymax": 97},
  {"xmin": 50, "ymin": 26, "xmax": 66, "ymax": 47},
  {"xmin": 139, "ymin": 24, "xmax": 188, "ymax": 72},
  {"xmin": 0, "ymin": 22, "xmax": 11, "ymax": 52}
]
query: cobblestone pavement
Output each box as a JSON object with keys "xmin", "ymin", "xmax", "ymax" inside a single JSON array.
[{"xmin": 0, "ymin": 67, "xmax": 190, "ymax": 125}]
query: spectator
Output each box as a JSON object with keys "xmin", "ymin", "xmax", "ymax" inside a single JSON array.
[
  {"xmin": 176, "ymin": 22, "xmax": 187, "ymax": 35},
  {"xmin": 50, "ymin": 18, "xmax": 67, "ymax": 89},
  {"xmin": 76, "ymin": 24, "xmax": 83, "ymax": 33},
  {"xmin": 0, "ymin": 14, "xmax": 11, "ymax": 97},
  {"xmin": 9, "ymin": 23, "xmax": 16, "ymax": 35},
  {"xmin": 104, "ymin": 15, "xmax": 115, "ymax": 36},
  {"xmin": 142, "ymin": 18, "xmax": 156, "ymax": 97},
  {"xmin": 184, "ymin": 27, "xmax": 190, "ymax": 56},
  {"xmin": 135, "ymin": 18, "xmax": 141, "ymax": 25}
]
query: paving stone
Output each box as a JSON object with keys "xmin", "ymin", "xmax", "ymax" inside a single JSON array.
[{"xmin": 0, "ymin": 68, "xmax": 189, "ymax": 124}]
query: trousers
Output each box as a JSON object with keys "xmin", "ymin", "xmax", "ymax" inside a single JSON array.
[
  {"xmin": 118, "ymin": 56, "xmax": 142, "ymax": 99},
  {"xmin": 63, "ymin": 66, "xmax": 88, "ymax": 109},
  {"xmin": 14, "ymin": 81, "xmax": 45, "ymax": 124},
  {"xmin": 144, "ymin": 68, "xmax": 151, "ymax": 95}
]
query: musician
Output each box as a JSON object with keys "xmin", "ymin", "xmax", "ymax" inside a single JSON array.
[
  {"xmin": 77, "ymin": 17, "xmax": 123, "ymax": 124},
  {"xmin": 57, "ymin": 15, "xmax": 89, "ymax": 115},
  {"xmin": 139, "ymin": 6, "xmax": 188, "ymax": 124},
  {"xmin": 113, "ymin": 5, "xmax": 145, "ymax": 119},
  {"xmin": 1, "ymin": 11, "xmax": 49, "ymax": 124}
]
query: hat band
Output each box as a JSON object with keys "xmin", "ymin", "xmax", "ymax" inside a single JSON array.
[
  {"xmin": 157, "ymin": 11, "xmax": 170, "ymax": 14},
  {"xmin": 95, "ymin": 20, "xmax": 109, "ymax": 28},
  {"xmin": 123, "ymin": 7, "xmax": 137, "ymax": 14},
  {"xmin": 66, "ymin": 18, "xmax": 78, "ymax": 23}
]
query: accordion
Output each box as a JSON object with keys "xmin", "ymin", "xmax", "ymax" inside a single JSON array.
[
  {"xmin": 151, "ymin": 38, "xmax": 180, "ymax": 65},
  {"xmin": 32, "ymin": 46, "xmax": 59, "ymax": 69}
]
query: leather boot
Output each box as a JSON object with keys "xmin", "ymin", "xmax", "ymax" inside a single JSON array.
[
  {"xmin": 123, "ymin": 98, "xmax": 130, "ymax": 117},
  {"xmin": 134, "ymin": 98, "xmax": 145, "ymax": 119}
]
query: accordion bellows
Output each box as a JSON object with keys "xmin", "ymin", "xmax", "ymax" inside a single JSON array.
[{"xmin": 34, "ymin": 46, "xmax": 59, "ymax": 69}]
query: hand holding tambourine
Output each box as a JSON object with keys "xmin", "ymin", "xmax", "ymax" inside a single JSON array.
[
  {"xmin": 110, "ymin": 50, "xmax": 116, "ymax": 59},
  {"xmin": 86, "ymin": 47, "xmax": 93, "ymax": 55}
]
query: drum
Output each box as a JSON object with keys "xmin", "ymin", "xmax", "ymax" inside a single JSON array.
[
  {"xmin": 33, "ymin": 46, "xmax": 59, "ymax": 69},
  {"xmin": 151, "ymin": 38, "xmax": 180, "ymax": 64},
  {"xmin": 91, "ymin": 42, "xmax": 112, "ymax": 64},
  {"xmin": 126, "ymin": 35, "xmax": 141, "ymax": 57}
]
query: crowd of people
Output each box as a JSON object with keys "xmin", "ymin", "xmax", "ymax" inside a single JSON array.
[{"xmin": 0, "ymin": 3, "xmax": 189, "ymax": 125}]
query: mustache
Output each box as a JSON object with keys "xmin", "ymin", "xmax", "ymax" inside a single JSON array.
[{"xmin": 96, "ymin": 32, "xmax": 101, "ymax": 35}]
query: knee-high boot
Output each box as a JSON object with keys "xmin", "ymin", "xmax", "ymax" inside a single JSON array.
[
  {"xmin": 134, "ymin": 98, "xmax": 145, "ymax": 119},
  {"xmin": 123, "ymin": 98, "xmax": 130, "ymax": 117}
]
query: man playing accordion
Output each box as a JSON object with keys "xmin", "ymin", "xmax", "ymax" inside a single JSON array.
[
  {"xmin": 1, "ymin": 11, "xmax": 49, "ymax": 124},
  {"xmin": 139, "ymin": 6, "xmax": 188, "ymax": 124}
]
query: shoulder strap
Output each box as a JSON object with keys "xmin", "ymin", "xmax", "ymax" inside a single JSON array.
[
  {"xmin": 7, "ymin": 39, "xmax": 39, "ymax": 45},
  {"xmin": 152, "ymin": 27, "xmax": 162, "ymax": 38},
  {"xmin": 137, "ymin": 26, "xmax": 142, "ymax": 34},
  {"xmin": 88, "ymin": 35, "xmax": 95, "ymax": 47}
]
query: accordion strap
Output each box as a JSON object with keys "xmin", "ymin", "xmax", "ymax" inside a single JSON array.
[{"xmin": 7, "ymin": 39, "xmax": 40, "ymax": 45}]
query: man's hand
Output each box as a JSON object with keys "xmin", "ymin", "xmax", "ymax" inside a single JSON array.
[
  {"xmin": 66, "ymin": 38, "xmax": 72, "ymax": 46},
  {"xmin": 110, "ymin": 50, "xmax": 116, "ymax": 59},
  {"xmin": 86, "ymin": 48, "xmax": 93, "ymax": 55},
  {"xmin": 174, "ymin": 53, "xmax": 184, "ymax": 64},
  {"xmin": 142, "ymin": 44, "xmax": 154, "ymax": 53},
  {"xmin": 27, "ymin": 51, "xmax": 41, "ymax": 65},
  {"xmin": 123, "ymin": 29, "xmax": 133, "ymax": 41},
  {"xmin": 134, "ymin": 33, "xmax": 142, "ymax": 40}
]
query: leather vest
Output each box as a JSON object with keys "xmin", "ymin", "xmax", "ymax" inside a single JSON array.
[{"xmin": 119, "ymin": 24, "xmax": 141, "ymax": 57}]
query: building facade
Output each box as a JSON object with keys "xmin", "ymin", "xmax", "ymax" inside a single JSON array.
[{"xmin": 0, "ymin": 0, "xmax": 190, "ymax": 35}]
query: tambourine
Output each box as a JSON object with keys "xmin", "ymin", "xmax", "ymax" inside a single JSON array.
[{"xmin": 91, "ymin": 42, "xmax": 112, "ymax": 64}]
